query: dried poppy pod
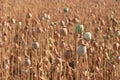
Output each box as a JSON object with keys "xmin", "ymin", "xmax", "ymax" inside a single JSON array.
[
  {"xmin": 95, "ymin": 66, "xmax": 100, "ymax": 72},
  {"xmin": 24, "ymin": 58, "xmax": 31, "ymax": 66},
  {"xmin": 76, "ymin": 44, "xmax": 87, "ymax": 55},
  {"xmin": 60, "ymin": 20, "xmax": 66, "ymax": 27},
  {"xmin": 2, "ymin": 21, "xmax": 7, "ymax": 26},
  {"xmin": 64, "ymin": 49, "xmax": 72, "ymax": 61},
  {"xmin": 18, "ymin": 21, "xmax": 22, "ymax": 28},
  {"xmin": 54, "ymin": 57, "xmax": 62, "ymax": 65},
  {"xmin": 54, "ymin": 31, "xmax": 60, "ymax": 39},
  {"xmin": 32, "ymin": 41, "xmax": 39, "ymax": 49},
  {"xmin": 105, "ymin": 52, "xmax": 109, "ymax": 60},
  {"xmin": 60, "ymin": 39, "xmax": 66, "ymax": 48},
  {"xmin": 84, "ymin": 32, "xmax": 92, "ymax": 41},
  {"xmin": 117, "ymin": 30, "xmax": 120, "ymax": 37},
  {"xmin": 118, "ymin": 56, "xmax": 120, "ymax": 61},
  {"xmin": 22, "ymin": 69, "xmax": 28, "ymax": 74},
  {"xmin": 27, "ymin": 13, "xmax": 32, "ymax": 18},
  {"xmin": 113, "ymin": 42, "xmax": 119, "ymax": 50},
  {"xmin": 73, "ymin": 17, "xmax": 79, "ymax": 23},
  {"xmin": 24, "ymin": 25, "xmax": 29, "ymax": 31},
  {"xmin": 92, "ymin": 41, "xmax": 98, "ymax": 48},
  {"xmin": 60, "ymin": 27, "xmax": 68, "ymax": 36},
  {"xmin": 75, "ymin": 24, "xmax": 84, "ymax": 34},
  {"xmin": 43, "ymin": 13, "xmax": 50, "ymax": 20},
  {"xmin": 3, "ymin": 63, "xmax": 9, "ymax": 70},
  {"xmin": 11, "ymin": 18, "xmax": 16, "ymax": 24}
]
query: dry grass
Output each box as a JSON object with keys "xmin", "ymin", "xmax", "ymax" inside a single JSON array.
[{"xmin": 0, "ymin": 0, "xmax": 120, "ymax": 80}]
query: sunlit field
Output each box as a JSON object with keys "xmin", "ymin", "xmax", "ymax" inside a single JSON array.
[{"xmin": 0, "ymin": 0, "xmax": 120, "ymax": 80}]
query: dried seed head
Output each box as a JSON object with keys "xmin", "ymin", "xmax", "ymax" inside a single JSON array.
[
  {"xmin": 47, "ymin": 15, "xmax": 51, "ymax": 20},
  {"xmin": 60, "ymin": 40, "xmax": 66, "ymax": 48},
  {"xmin": 96, "ymin": 66, "xmax": 99, "ymax": 72},
  {"xmin": 105, "ymin": 52, "xmax": 109, "ymax": 60},
  {"xmin": 2, "ymin": 21, "xmax": 7, "ymax": 26},
  {"xmin": 113, "ymin": 42, "xmax": 119, "ymax": 50},
  {"xmin": 54, "ymin": 31, "xmax": 60, "ymax": 39},
  {"xmin": 77, "ymin": 44, "xmax": 87, "ymax": 55},
  {"xmin": 8, "ymin": 25, "xmax": 13, "ymax": 31},
  {"xmin": 50, "ymin": 22, "xmax": 56, "ymax": 27},
  {"xmin": 49, "ymin": 37, "xmax": 54, "ymax": 49},
  {"xmin": 84, "ymin": 32, "xmax": 92, "ymax": 41},
  {"xmin": 117, "ymin": 30, "xmax": 120, "ymax": 36},
  {"xmin": 11, "ymin": 18, "xmax": 16, "ymax": 24},
  {"xmin": 118, "ymin": 56, "xmax": 120, "ymax": 61},
  {"xmin": 73, "ymin": 17, "xmax": 79, "ymax": 23},
  {"xmin": 60, "ymin": 27, "xmax": 68, "ymax": 36},
  {"xmin": 32, "ymin": 41, "xmax": 39, "ymax": 49},
  {"xmin": 54, "ymin": 57, "xmax": 61, "ymax": 65},
  {"xmin": 18, "ymin": 21, "xmax": 22, "ymax": 27},
  {"xmin": 60, "ymin": 20, "xmax": 65, "ymax": 27},
  {"xmin": 24, "ymin": 25, "xmax": 29, "ymax": 31},
  {"xmin": 27, "ymin": 13, "xmax": 32, "ymax": 18},
  {"xmin": 43, "ymin": 13, "xmax": 50, "ymax": 20},
  {"xmin": 3, "ymin": 63, "xmax": 9, "ymax": 70},
  {"xmin": 37, "ymin": 27, "xmax": 43, "ymax": 33},
  {"xmin": 101, "ymin": 42, "xmax": 105, "ymax": 48},
  {"xmin": 22, "ymin": 69, "xmax": 28, "ymax": 74},
  {"xmin": 24, "ymin": 58, "xmax": 31, "ymax": 66},
  {"xmin": 75, "ymin": 24, "xmax": 84, "ymax": 34},
  {"xmin": 2, "ymin": 36, "xmax": 7, "ymax": 42},
  {"xmin": 64, "ymin": 49, "xmax": 72, "ymax": 61}
]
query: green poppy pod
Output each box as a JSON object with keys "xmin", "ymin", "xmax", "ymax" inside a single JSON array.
[
  {"xmin": 117, "ymin": 30, "xmax": 120, "ymax": 36},
  {"xmin": 75, "ymin": 24, "xmax": 84, "ymax": 34},
  {"xmin": 64, "ymin": 7, "xmax": 69, "ymax": 13}
]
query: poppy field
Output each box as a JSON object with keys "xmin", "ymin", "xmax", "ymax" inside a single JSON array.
[{"xmin": 0, "ymin": 0, "xmax": 120, "ymax": 80}]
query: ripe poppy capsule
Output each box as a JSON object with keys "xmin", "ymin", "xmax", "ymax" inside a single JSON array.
[
  {"xmin": 11, "ymin": 18, "xmax": 16, "ymax": 24},
  {"xmin": 77, "ymin": 44, "xmax": 87, "ymax": 55},
  {"xmin": 64, "ymin": 49, "xmax": 72, "ymax": 60},
  {"xmin": 27, "ymin": 13, "xmax": 32, "ymax": 18},
  {"xmin": 24, "ymin": 58, "xmax": 31, "ymax": 66},
  {"xmin": 32, "ymin": 41, "xmax": 39, "ymax": 49},
  {"xmin": 60, "ymin": 27, "xmax": 68, "ymax": 36},
  {"xmin": 3, "ymin": 64, "xmax": 9, "ymax": 70},
  {"xmin": 84, "ymin": 32, "xmax": 92, "ymax": 41},
  {"xmin": 75, "ymin": 24, "xmax": 84, "ymax": 34}
]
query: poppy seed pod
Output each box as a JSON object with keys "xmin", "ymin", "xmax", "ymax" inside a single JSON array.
[
  {"xmin": 64, "ymin": 7, "xmax": 69, "ymax": 13},
  {"xmin": 113, "ymin": 42, "xmax": 119, "ymax": 50},
  {"xmin": 117, "ymin": 30, "xmax": 120, "ymax": 36},
  {"xmin": 54, "ymin": 57, "xmax": 61, "ymax": 65},
  {"xmin": 64, "ymin": 49, "xmax": 72, "ymax": 60},
  {"xmin": 84, "ymin": 32, "xmax": 92, "ymax": 41},
  {"xmin": 77, "ymin": 44, "xmax": 87, "ymax": 55},
  {"xmin": 3, "ymin": 63, "xmax": 9, "ymax": 70},
  {"xmin": 60, "ymin": 27, "xmax": 68, "ymax": 36},
  {"xmin": 75, "ymin": 24, "xmax": 84, "ymax": 34},
  {"xmin": 27, "ymin": 13, "xmax": 32, "ymax": 18},
  {"xmin": 11, "ymin": 18, "xmax": 16, "ymax": 24},
  {"xmin": 32, "ymin": 41, "xmax": 39, "ymax": 49},
  {"xmin": 118, "ymin": 56, "xmax": 120, "ymax": 61},
  {"xmin": 24, "ymin": 58, "xmax": 31, "ymax": 66},
  {"xmin": 18, "ymin": 21, "xmax": 22, "ymax": 28}
]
